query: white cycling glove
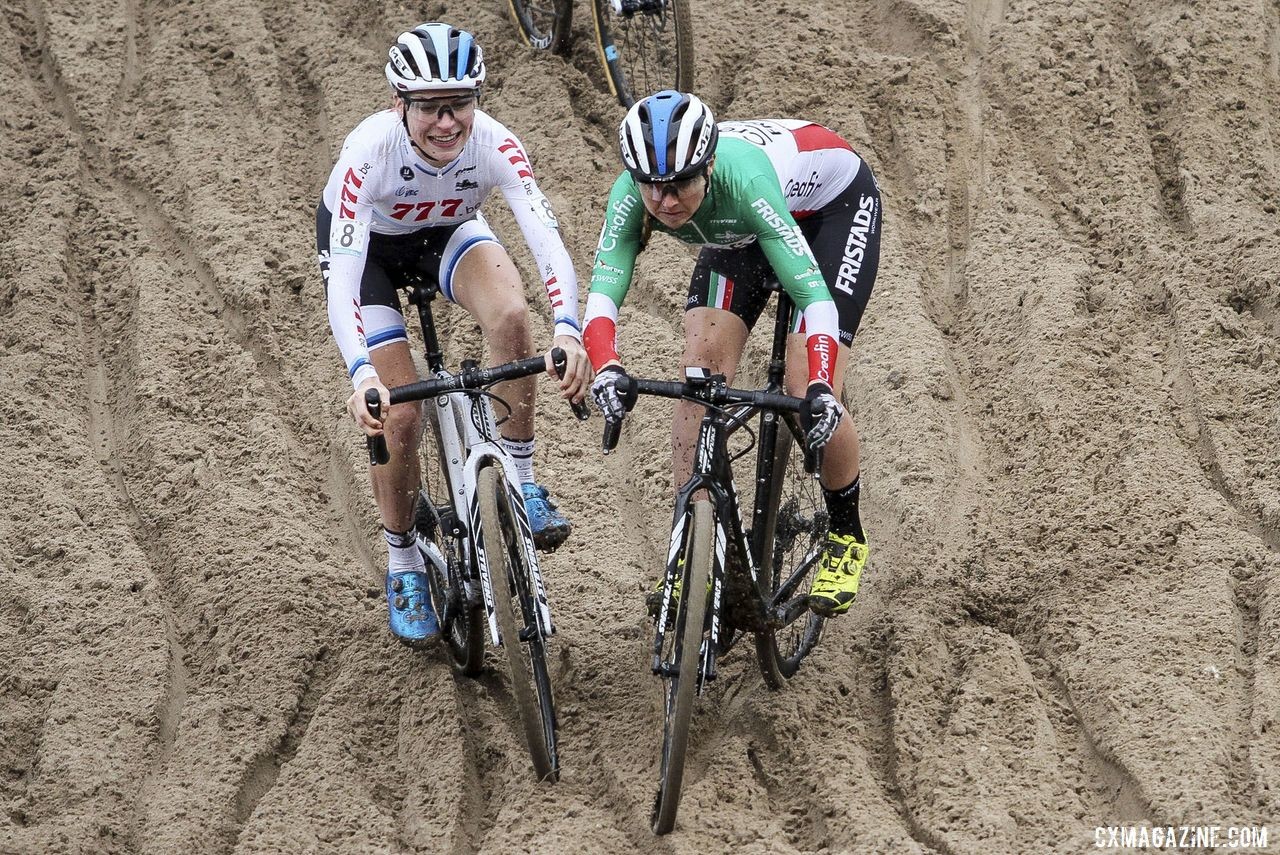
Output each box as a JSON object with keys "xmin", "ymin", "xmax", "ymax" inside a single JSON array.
[
  {"xmin": 800, "ymin": 383, "xmax": 843, "ymax": 453},
  {"xmin": 591, "ymin": 365, "xmax": 631, "ymax": 423}
]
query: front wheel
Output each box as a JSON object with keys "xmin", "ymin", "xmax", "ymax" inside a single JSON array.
[
  {"xmin": 652, "ymin": 498, "xmax": 712, "ymax": 834},
  {"xmin": 477, "ymin": 465, "xmax": 559, "ymax": 782},
  {"xmin": 417, "ymin": 407, "xmax": 484, "ymax": 676},
  {"xmin": 591, "ymin": 0, "xmax": 694, "ymax": 108},
  {"xmin": 508, "ymin": 0, "xmax": 573, "ymax": 53},
  {"xmin": 416, "ymin": 493, "xmax": 483, "ymax": 676},
  {"xmin": 754, "ymin": 418, "xmax": 827, "ymax": 689}
]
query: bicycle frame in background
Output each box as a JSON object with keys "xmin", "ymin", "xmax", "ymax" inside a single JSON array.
[{"xmin": 507, "ymin": 0, "xmax": 694, "ymax": 108}]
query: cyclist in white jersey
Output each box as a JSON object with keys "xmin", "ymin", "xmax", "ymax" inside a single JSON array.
[{"xmin": 317, "ymin": 23, "xmax": 590, "ymax": 645}]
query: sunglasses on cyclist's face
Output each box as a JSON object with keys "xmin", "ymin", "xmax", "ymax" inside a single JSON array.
[
  {"xmin": 403, "ymin": 93, "xmax": 477, "ymax": 120},
  {"xmin": 637, "ymin": 172, "xmax": 706, "ymax": 202}
]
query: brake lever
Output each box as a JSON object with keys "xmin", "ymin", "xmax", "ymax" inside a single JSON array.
[
  {"xmin": 551, "ymin": 347, "xmax": 591, "ymax": 421},
  {"xmin": 365, "ymin": 388, "xmax": 390, "ymax": 466}
]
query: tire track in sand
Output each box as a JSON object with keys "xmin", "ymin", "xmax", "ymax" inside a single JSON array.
[
  {"xmin": 16, "ymin": 0, "xmax": 197, "ymax": 842},
  {"xmin": 1161, "ymin": 316, "xmax": 1271, "ymax": 813},
  {"xmin": 19, "ymin": 0, "xmax": 365, "ymax": 839}
]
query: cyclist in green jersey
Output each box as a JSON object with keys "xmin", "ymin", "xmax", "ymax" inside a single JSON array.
[{"xmin": 585, "ymin": 91, "xmax": 883, "ymax": 617}]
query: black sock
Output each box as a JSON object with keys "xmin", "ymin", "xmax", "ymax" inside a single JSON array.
[{"xmin": 822, "ymin": 476, "xmax": 864, "ymax": 541}]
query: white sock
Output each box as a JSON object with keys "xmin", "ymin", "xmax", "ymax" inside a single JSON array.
[
  {"xmin": 500, "ymin": 436, "xmax": 536, "ymax": 484},
  {"xmin": 384, "ymin": 527, "xmax": 424, "ymax": 575}
]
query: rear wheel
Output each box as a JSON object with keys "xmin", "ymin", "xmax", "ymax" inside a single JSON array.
[
  {"xmin": 591, "ymin": 0, "xmax": 694, "ymax": 108},
  {"xmin": 417, "ymin": 406, "xmax": 483, "ymax": 675},
  {"xmin": 652, "ymin": 498, "xmax": 711, "ymax": 834},
  {"xmin": 477, "ymin": 465, "xmax": 559, "ymax": 782},
  {"xmin": 508, "ymin": 0, "xmax": 573, "ymax": 52},
  {"xmin": 754, "ymin": 418, "xmax": 826, "ymax": 688}
]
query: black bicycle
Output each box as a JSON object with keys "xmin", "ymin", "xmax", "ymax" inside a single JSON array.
[
  {"xmin": 368, "ymin": 282, "xmax": 587, "ymax": 782},
  {"xmin": 508, "ymin": 0, "xmax": 693, "ymax": 108},
  {"xmin": 600, "ymin": 292, "xmax": 829, "ymax": 833}
]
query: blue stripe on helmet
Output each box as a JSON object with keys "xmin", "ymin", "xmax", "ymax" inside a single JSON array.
[
  {"xmin": 455, "ymin": 31, "xmax": 472, "ymax": 80},
  {"xmin": 647, "ymin": 90, "xmax": 683, "ymax": 177},
  {"xmin": 426, "ymin": 24, "xmax": 451, "ymax": 80}
]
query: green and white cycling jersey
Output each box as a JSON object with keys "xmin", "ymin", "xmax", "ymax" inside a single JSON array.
[{"xmin": 585, "ymin": 120, "xmax": 863, "ymax": 385}]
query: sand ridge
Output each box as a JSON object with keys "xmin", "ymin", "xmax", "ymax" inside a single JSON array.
[{"xmin": 1, "ymin": 0, "xmax": 1278, "ymax": 852}]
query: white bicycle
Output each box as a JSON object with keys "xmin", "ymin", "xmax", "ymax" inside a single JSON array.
[{"xmin": 367, "ymin": 282, "xmax": 586, "ymax": 782}]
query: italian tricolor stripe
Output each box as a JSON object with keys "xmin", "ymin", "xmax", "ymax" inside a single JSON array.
[{"xmin": 709, "ymin": 273, "xmax": 734, "ymax": 310}]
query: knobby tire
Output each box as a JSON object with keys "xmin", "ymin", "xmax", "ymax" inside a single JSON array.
[
  {"xmin": 754, "ymin": 419, "xmax": 826, "ymax": 688},
  {"xmin": 591, "ymin": 0, "xmax": 694, "ymax": 108},
  {"xmin": 653, "ymin": 498, "xmax": 712, "ymax": 834},
  {"xmin": 477, "ymin": 465, "xmax": 558, "ymax": 782},
  {"xmin": 418, "ymin": 411, "xmax": 484, "ymax": 676},
  {"xmin": 508, "ymin": 0, "xmax": 573, "ymax": 53}
]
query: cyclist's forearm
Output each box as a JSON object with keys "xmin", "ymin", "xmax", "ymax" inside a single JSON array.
[
  {"xmin": 754, "ymin": 216, "xmax": 841, "ymax": 385},
  {"xmin": 508, "ymin": 193, "xmax": 583, "ymax": 341},
  {"xmin": 800, "ymin": 300, "xmax": 840, "ymax": 387},
  {"xmin": 326, "ymin": 263, "xmax": 378, "ymax": 389},
  {"xmin": 583, "ymin": 291, "xmax": 623, "ymax": 369}
]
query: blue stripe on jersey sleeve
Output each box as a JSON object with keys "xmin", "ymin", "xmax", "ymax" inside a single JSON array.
[
  {"xmin": 348, "ymin": 356, "xmax": 369, "ymax": 378},
  {"xmin": 366, "ymin": 328, "xmax": 407, "ymax": 348}
]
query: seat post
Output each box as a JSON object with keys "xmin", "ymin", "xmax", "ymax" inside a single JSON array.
[
  {"xmin": 408, "ymin": 283, "xmax": 446, "ymax": 373},
  {"xmin": 767, "ymin": 293, "xmax": 793, "ymax": 390}
]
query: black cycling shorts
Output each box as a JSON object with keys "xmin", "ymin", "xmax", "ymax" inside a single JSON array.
[
  {"xmin": 686, "ymin": 161, "xmax": 881, "ymax": 346},
  {"xmin": 315, "ymin": 202, "xmax": 501, "ymax": 311}
]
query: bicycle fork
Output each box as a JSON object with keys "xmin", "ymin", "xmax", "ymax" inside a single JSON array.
[
  {"xmin": 652, "ymin": 501, "xmax": 726, "ymax": 690},
  {"xmin": 468, "ymin": 456, "xmax": 556, "ymax": 647}
]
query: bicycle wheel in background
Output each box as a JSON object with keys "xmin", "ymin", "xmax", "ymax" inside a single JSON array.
[
  {"xmin": 754, "ymin": 417, "xmax": 827, "ymax": 689},
  {"xmin": 477, "ymin": 465, "xmax": 559, "ymax": 782},
  {"xmin": 417, "ymin": 406, "xmax": 484, "ymax": 676},
  {"xmin": 591, "ymin": 0, "xmax": 694, "ymax": 108},
  {"xmin": 652, "ymin": 498, "xmax": 711, "ymax": 834},
  {"xmin": 508, "ymin": 0, "xmax": 573, "ymax": 53}
]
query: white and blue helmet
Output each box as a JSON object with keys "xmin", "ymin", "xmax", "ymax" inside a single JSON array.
[
  {"xmin": 619, "ymin": 90, "xmax": 718, "ymax": 182},
  {"xmin": 385, "ymin": 23, "xmax": 486, "ymax": 93}
]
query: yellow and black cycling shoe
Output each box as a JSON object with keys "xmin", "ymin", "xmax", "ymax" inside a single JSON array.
[
  {"xmin": 645, "ymin": 557, "xmax": 709, "ymax": 623},
  {"xmin": 807, "ymin": 532, "xmax": 869, "ymax": 617}
]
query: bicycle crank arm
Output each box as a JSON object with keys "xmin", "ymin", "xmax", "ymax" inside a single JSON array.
[{"xmin": 769, "ymin": 594, "xmax": 812, "ymax": 628}]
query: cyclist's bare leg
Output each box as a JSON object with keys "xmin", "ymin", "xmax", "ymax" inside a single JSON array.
[
  {"xmin": 673, "ymin": 307, "xmax": 750, "ymax": 490},
  {"xmin": 369, "ymin": 341, "xmax": 424, "ymax": 532},
  {"xmin": 452, "ymin": 242, "xmax": 537, "ymax": 441},
  {"xmin": 784, "ymin": 335, "xmax": 859, "ymax": 489}
]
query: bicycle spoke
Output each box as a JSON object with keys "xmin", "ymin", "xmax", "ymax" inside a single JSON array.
[
  {"xmin": 478, "ymin": 466, "xmax": 559, "ymax": 782},
  {"xmin": 593, "ymin": 0, "xmax": 692, "ymax": 107},
  {"xmin": 755, "ymin": 419, "xmax": 827, "ymax": 686},
  {"xmin": 509, "ymin": 0, "xmax": 572, "ymax": 52}
]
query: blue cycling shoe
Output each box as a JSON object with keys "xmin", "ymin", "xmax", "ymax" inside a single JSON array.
[
  {"xmin": 522, "ymin": 482, "xmax": 571, "ymax": 553},
  {"xmin": 385, "ymin": 570, "xmax": 440, "ymax": 647}
]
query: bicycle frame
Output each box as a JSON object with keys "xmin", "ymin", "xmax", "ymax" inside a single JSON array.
[
  {"xmin": 408, "ymin": 287, "xmax": 554, "ymax": 647},
  {"xmin": 652, "ymin": 291, "xmax": 816, "ymax": 687}
]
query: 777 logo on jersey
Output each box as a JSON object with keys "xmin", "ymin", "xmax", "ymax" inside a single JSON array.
[{"xmin": 391, "ymin": 198, "xmax": 464, "ymax": 221}]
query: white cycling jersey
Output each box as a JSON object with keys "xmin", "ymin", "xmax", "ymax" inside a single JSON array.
[
  {"xmin": 322, "ymin": 109, "xmax": 580, "ymax": 388},
  {"xmin": 716, "ymin": 120, "xmax": 864, "ymax": 218}
]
